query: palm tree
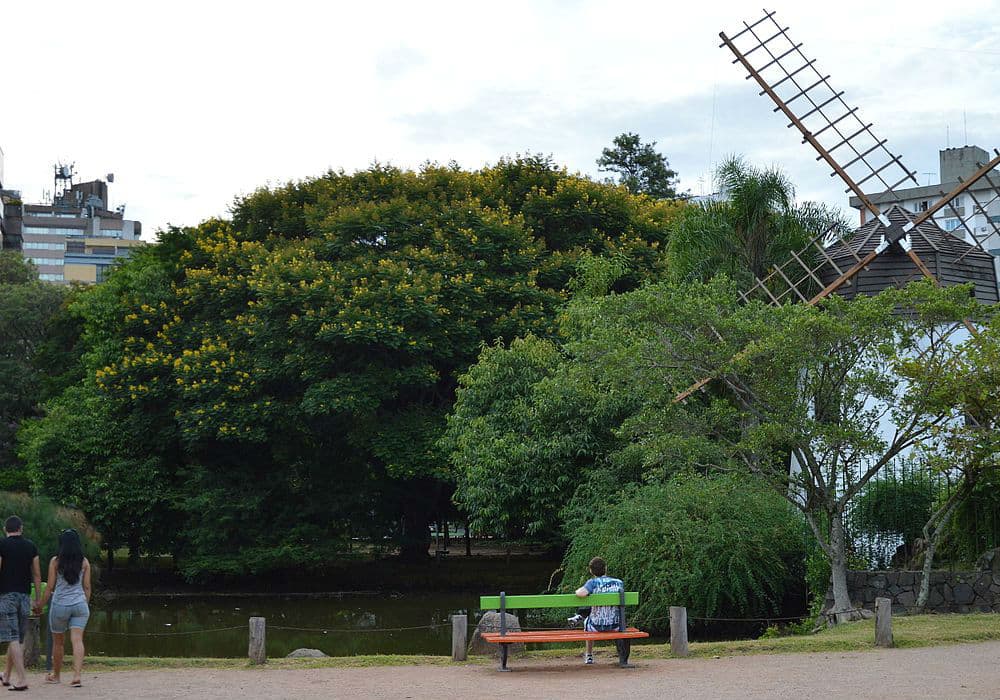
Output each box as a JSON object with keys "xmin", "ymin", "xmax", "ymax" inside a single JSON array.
[{"xmin": 669, "ymin": 156, "xmax": 847, "ymax": 287}]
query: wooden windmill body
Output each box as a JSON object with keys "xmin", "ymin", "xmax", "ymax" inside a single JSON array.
[
  {"xmin": 674, "ymin": 13, "xmax": 1000, "ymax": 591},
  {"xmin": 676, "ymin": 10, "xmax": 1000, "ymax": 405}
]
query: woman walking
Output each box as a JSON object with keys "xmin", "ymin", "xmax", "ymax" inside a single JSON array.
[{"xmin": 37, "ymin": 530, "xmax": 90, "ymax": 688}]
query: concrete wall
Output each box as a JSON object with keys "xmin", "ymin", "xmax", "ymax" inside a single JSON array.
[{"xmin": 826, "ymin": 569, "xmax": 1000, "ymax": 615}]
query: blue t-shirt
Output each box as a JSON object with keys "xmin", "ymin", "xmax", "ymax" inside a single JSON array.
[{"xmin": 584, "ymin": 575, "xmax": 623, "ymax": 628}]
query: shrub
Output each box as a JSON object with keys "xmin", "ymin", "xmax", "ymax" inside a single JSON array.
[
  {"xmin": 561, "ymin": 473, "xmax": 805, "ymax": 628},
  {"xmin": 0, "ymin": 492, "xmax": 102, "ymax": 569},
  {"xmin": 849, "ymin": 468, "xmax": 940, "ymax": 547}
]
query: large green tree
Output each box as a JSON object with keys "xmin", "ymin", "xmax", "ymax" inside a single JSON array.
[
  {"xmin": 0, "ymin": 252, "xmax": 66, "ymax": 488},
  {"xmin": 597, "ymin": 133, "xmax": 679, "ymax": 199},
  {"xmin": 20, "ymin": 159, "xmax": 684, "ymax": 574}
]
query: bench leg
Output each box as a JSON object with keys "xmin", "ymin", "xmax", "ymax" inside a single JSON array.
[
  {"xmin": 616, "ymin": 639, "xmax": 634, "ymax": 668},
  {"xmin": 499, "ymin": 644, "xmax": 511, "ymax": 672}
]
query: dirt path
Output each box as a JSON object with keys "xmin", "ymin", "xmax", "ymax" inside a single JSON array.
[{"xmin": 17, "ymin": 641, "xmax": 1000, "ymax": 699}]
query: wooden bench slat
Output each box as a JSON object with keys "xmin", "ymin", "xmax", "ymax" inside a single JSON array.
[
  {"xmin": 481, "ymin": 628, "xmax": 650, "ymax": 644},
  {"xmin": 479, "ymin": 592, "xmax": 639, "ymax": 609}
]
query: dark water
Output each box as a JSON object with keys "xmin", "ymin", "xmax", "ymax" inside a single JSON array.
[
  {"xmin": 73, "ymin": 594, "xmax": 767, "ymax": 658},
  {"xmin": 81, "ymin": 594, "xmax": 479, "ymax": 658}
]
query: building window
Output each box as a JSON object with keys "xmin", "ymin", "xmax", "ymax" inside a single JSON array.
[
  {"xmin": 942, "ymin": 218, "xmax": 962, "ymax": 232},
  {"xmin": 28, "ymin": 257, "xmax": 64, "ymax": 266},
  {"xmin": 98, "ymin": 229, "xmax": 123, "ymax": 238},
  {"xmin": 38, "ymin": 273, "xmax": 64, "ymax": 282},
  {"xmin": 95, "ymin": 265, "xmax": 111, "ymax": 283},
  {"xmin": 66, "ymin": 240, "xmax": 85, "ymax": 253},
  {"xmin": 23, "ymin": 226, "xmax": 85, "ymax": 236},
  {"xmin": 23, "ymin": 241, "xmax": 66, "ymax": 250},
  {"xmin": 87, "ymin": 246, "xmax": 115, "ymax": 255}
]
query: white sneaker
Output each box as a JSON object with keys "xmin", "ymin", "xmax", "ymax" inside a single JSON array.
[{"xmin": 584, "ymin": 653, "xmax": 594, "ymax": 665}]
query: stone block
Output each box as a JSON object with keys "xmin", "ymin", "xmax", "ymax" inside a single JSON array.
[
  {"xmin": 930, "ymin": 572, "xmax": 948, "ymax": 585},
  {"xmin": 898, "ymin": 572, "xmax": 915, "ymax": 587},
  {"xmin": 871, "ymin": 575, "xmax": 888, "ymax": 589},
  {"xmin": 942, "ymin": 585, "xmax": 954, "ymax": 602},
  {"xmin": 953, "ymin": 583, "xmax": 975, "ymax": 605},
  {"xmin": 469, "ymin": 612, "xmax": 525, "ymax": 658},
  {"xmin": 974, "ymin": 576, "xmax": 992, "ymax": 596},
  {"xmin": 896, "ymin": 590, "xmax": 915, "ymax": 608},
  {"xmin": 286, "ymin": 648, "xmax": 328, "ymax": 658},
  {"xmin": 928, "ymin": 588, "xmax": 944, "ymax": 607}
]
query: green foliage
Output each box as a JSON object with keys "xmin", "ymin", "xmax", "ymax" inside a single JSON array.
[
  {"xmin": 0, "ymin": 492, "xmax": 101, "ymax": 567},
  {"xmin": 0, "ymin": 253, "xmax": 67, "ymax": 487},
  {"xmin": 561, "ymin": 474, "xmax": 805, "ymax": 625},
  {"xmin": 850, "ymin": 468, "xmax": 941, "ymax": 545},
  {"xmin": 596, "ymin": 132, "xmax": 679, "ymax": 199},
  {"xmin": 668, "ymin": 156, "xmax": 848, "ymax": 284},
  {"xmin": 20, "ymin": 160, "xmax": 682, "ymax": 576}
]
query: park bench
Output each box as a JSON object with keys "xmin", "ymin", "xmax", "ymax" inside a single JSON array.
[{"xmin": 479, "ymin": 591, "xmax": 649, "ymax": 671}]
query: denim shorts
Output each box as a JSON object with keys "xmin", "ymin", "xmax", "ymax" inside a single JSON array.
[
  {"xmin": 49, "ymin": 601, "xmax": 89, "ymax": 633},
  {"xmin": 0, "ymin": 593, "xmax": 29, "ymax": 643}
]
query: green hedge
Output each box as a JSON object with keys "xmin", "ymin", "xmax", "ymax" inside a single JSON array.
[
  {"xmin": 561, "ymin": 473, "xmax": 805, "ymax": 628},
  {"xmin": 0, "ymin": 492, "xmax": 101, "ymax": 569}
]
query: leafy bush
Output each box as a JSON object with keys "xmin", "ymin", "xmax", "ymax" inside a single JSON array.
[
  {"xmin": 0, "ymin": 492, "xmax": 101, "ymax": 569},
  {"xmin": 849, "ymin": 468, "xmax": 940, "ymax": 546},
  {"xmin": 561, "ymin": 473, "xmax": 805, "ymax": 628}
]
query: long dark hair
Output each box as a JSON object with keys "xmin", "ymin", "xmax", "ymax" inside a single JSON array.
[{"xmin": 56, "ymin": 529, "xmax": 84, "ymax": 586}]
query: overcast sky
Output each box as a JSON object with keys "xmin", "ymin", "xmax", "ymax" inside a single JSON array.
[{"xmin": 3, "ymin": 0, "xmax": 999, "ymax": 236}]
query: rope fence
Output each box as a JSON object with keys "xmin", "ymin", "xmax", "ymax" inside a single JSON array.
[{"xmin": 45, "ymin": 599, "xmax": 916, "ymax": 664}]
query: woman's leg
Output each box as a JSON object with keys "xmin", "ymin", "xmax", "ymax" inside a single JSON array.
[
  {"xmin": 69, "ymin": 628, "xmax": 84, "ymax": 683},
  {"xmin": 50, "ymin": 631, "xmax": 65, "ymax": 680}
]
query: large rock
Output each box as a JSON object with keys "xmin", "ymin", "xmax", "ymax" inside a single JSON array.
[
  {"xmin": 468, "ymin": 611, "xmax": 524, "ymax": 658},
  {"xmin": 977, "ymin": 548, "xmax": 1000, "ymax": 572},
  {"xmin": 286, "ymin": 648, "xmax": 328, "ymax": 658}
]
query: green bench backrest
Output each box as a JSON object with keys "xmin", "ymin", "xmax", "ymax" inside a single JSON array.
[{"xmin": 480, "ymin": 592, "xmax": 639, "ymax": 610}]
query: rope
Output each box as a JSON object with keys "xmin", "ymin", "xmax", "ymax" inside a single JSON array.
[
  {"xmin": 86, "ymin": 626, "xmax": 246, "ymax": 637},
  {"xmin": 268, "ymin": 623, "xmax": 450, "ymax": 633}
]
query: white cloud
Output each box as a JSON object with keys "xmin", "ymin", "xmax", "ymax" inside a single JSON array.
[{"xmin": 2, "ymin": 0, "xmax": 999, "ymax": 234}]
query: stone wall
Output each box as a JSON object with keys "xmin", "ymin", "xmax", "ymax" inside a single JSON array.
[{"xmin": 825, "ymin": 570, "xmax": 1000, "ymax": 614}]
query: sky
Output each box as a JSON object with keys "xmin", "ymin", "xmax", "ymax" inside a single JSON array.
[{"xmin": 3, "ymin": 0, "xmax": 1000, "ymax": 236}]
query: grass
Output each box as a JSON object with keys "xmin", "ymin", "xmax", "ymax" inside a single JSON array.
[{"xmin": 71, "ymin": 612, "xmax": 1000, "ymax": 672}]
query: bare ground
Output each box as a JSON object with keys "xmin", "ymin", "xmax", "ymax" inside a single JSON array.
[{"xmin": 17, "ymin": 641, "xmax": 1000, "ymax": 699}]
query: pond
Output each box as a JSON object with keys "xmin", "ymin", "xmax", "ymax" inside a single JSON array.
[{"xmin": 74, "ymin": 594, "xmax": 766, "ymax": 658}]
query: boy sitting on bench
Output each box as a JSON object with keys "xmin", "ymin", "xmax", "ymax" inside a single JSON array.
[{"xmin": 574, "ymin": 557, "xmax": 624, "ymax": 665}]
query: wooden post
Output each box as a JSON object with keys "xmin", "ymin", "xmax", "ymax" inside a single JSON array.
[
  {"xmin": 875, "ymin": 597, "xmax": 893, "ymax": 648},
  {"xmin": 451, "ymin": 614, "xmax": 468, "ymax": 661},
  {"xmin": 248, "ymin": 617, "xmax": 266, "ymax": 664},
  {"xmin": 669, "ymin": 606, "xmax": 688, "ymax": 657},
  {"xmin": 23, "ymin": 616, "xmax": 40, "ymax": 668}
]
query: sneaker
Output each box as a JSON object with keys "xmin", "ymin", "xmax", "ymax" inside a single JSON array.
[
  {"xmin": 567, "ymin": 614, "xmax": 583, "ymax": 627},
  {"xmin": 584, "ymin": 653, "xmax": 594, "ymax": 665}
]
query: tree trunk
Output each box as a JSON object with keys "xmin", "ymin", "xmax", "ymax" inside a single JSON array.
[
  {"xmin": 105, "ymin": 544, "xmax": 115, "ymax": 571},
  {"xmin": 128, "ymin": 530, "xmax": 141, "ymax": 568},
  {"xmin": 397, "ymin": 497, "xmax": 432, "ymax": 561},
  {"xmin": 465, "ymin": 519, "xmax": 472, "ymax": 557},
  {"xmin": 443, "ymin": 520, "xmax": 450, "ymax": 551},
  {"xmin": 829, "ymin": 512, "xmax": 853, "ymax": 622},
  {"xmin": 916, "ymin": 491, "xmax": 962, "ymax": 610}
]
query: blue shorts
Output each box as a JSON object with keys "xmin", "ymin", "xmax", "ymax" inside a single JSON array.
[{"xmin": 49, "ymin": 601, "xmax": 89, "ymax": 633}]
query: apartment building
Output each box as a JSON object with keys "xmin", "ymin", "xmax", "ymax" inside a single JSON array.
[{"xmin": 4, "ymin": 164, "xmax": 142, "ymax": 283}]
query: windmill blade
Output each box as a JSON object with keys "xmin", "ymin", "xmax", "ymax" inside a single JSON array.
[{"xmin": 721, "ymin": 10, "xmax": 919, "ymax": 218}]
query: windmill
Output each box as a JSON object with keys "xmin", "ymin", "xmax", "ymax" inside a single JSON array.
[{"xmin": 675, "ymin": 9, "xmax": 1000, "ymax": 403}]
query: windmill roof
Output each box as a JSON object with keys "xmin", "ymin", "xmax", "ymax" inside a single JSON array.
[{"xmin": 818, "ymin": 205, "xmax": 999, "ymax": 304}]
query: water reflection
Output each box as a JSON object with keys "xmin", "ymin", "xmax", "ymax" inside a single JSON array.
[{"xmin": 81, "ymin": 594, "xmax": 477, "ymax": 658}]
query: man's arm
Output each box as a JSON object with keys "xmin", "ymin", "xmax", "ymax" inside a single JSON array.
[
  {"xmin": 575, "ymin": 582, "xmax": 591, "ymax": 598},
  {"xmin": 31, "ymin": 556, "xmax": 41, "ymax": 605}
]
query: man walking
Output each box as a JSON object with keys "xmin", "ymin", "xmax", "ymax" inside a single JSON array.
[{"xmin": 0, "ymin": 516, "xmax": 41, "ymax": 691}]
